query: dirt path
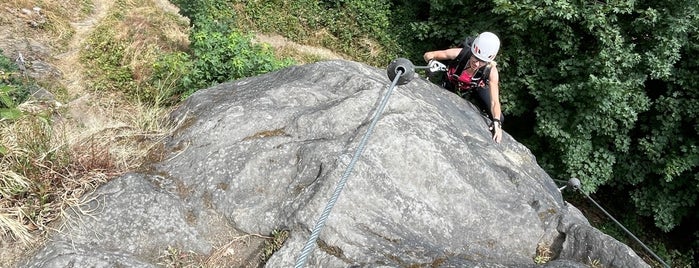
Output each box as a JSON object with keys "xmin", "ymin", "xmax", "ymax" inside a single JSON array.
[
  {"xmin": 55, "ymin": 0, "xmax": 113, "ymax": 95},
  {"xmin": 254, "ymin": 33, "xmax": 344, "ymax": 61},
  {"xmin": 54, "ymin": 0, "xmax": 122, "ymax": 135}
]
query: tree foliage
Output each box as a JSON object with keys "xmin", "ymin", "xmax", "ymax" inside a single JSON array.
[{"xmin": 390, "ymin": 0, "xmax": 698, "ymax": 234}]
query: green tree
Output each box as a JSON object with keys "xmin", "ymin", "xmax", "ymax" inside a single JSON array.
[{"xmin": 492, "ymin": 0, "xmax": 698, "ymax": 234}]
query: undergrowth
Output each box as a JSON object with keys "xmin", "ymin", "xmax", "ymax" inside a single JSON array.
[
  {"xmin": 0, "ymin": 49, "xmax": 29, "ymax": 121},
  {"xmin": 80, "ymin": 0, "xmax": 190, "ymax": 104},
  {"xmin": 227, "ymin": 0, "xmax": 400, "ymax": 67},
  {"xmin": 159, "ymin": 0, "xmax": 296, "ymax": 100},
  {"xmin": 0, "ymin": 112, "xmax": 116, "ymax": 243},
  {"xmin": 82, "ymin": 0, "xmax": 295, "ymax": 105}
]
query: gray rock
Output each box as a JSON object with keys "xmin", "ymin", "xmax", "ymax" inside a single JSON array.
[{"xmin": 21, "ymin": 60, "xmax": 650, "ymax": 268}]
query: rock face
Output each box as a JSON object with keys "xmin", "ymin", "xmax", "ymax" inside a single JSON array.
[{"xmin": 22, "ymin": 60, "xmax": 649, "ymax": 267}]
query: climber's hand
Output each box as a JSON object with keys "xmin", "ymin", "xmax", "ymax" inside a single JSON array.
[
  {"xmin": 428, "ymin": 60, "xmax": 447, "ymax": 72},
  {"xmin": 489, "ymin": 121, "xmax": 503, "ymax": 143}
]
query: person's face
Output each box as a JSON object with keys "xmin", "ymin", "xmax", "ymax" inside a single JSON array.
[{"xmin": 468, "ymin": 55, "xmax": 486, "ymax": 69}]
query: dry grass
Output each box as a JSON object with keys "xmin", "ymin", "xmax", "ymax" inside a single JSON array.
[
  {"xmin": 116, "ymin": 4, "xmax": 189, "ymax": 84},
  {"xmin": 152, "ymin": 232, "xmax": 282, "ymax": 268},
  {"xmin": 157, "ymin": 246, "xmax": 205, "ymax": 268},
  {"xmin": 0, "ymin": 0, "xmax": 91, "ymax": 50},
  {"xmin": 0, "ymin": 76, "xmax": 177, "ymax": 268},
  {"xmin": 253, "ymin": 33, "xmax": 344, "ymax": 65},
  {"xmin": 1, "ymin": 113, "xmax": 121, "ymax": 242},
  {"xmin": 534, "ymin": 242, "xmax": 553, "ymax": 264},
  {"xmin": 0, "ymin": 0, "xmax": 188, "ymax": 265},
  {"xmin": 204, "ymin": 233, "xmax": 269, "ymax": 267}
]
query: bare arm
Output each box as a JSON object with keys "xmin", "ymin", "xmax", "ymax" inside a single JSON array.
[
  {"xmin": 488, "ymin": 64, "xmax": 502, "ymax": 120},
  {"xmin": 488, "ymin": 64, "xmax": 503, "ymax": 143},
  {"xmin": 423, "ymin": 48, "xmax": 463, "ymax": 62}
]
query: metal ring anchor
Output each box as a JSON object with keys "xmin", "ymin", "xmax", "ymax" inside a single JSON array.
[{"xmin": 386, "ymin": 57, "xmax": 415, "ymax": 85}]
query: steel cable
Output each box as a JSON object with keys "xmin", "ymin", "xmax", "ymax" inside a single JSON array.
[
  {"xmin": 561, "ymin": 178, "xmax": 670, "ymax": 268},
  {"xmin": 579, "ymin": 190, "xmax": 670, "ymax": 268},
  {"xmin": 294, "ymin": 70, "xmax": 404, "ymax": 268}
]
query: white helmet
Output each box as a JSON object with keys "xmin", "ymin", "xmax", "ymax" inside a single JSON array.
[{"xmin": 471, "ymin": 32, "xmax": 500, "ymax": 62}]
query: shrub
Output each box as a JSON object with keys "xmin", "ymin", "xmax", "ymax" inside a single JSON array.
[
  {"xmin": 184, "ymin": 24, "xmax": 295, "ymax": 94},
  {"xmin": 0, "ymin": 51, "xmax": 28, "ymax": 120},
  {"xmin": 151, "ymin": 3, "xmax": 296, "ymax": 99},
  {"xmin": 80, "ymin": 20, "xmax": 135, "ymax": 93}
]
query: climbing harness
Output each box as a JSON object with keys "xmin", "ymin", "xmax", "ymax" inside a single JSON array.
[
  {"xmin": 436, "ymin": 34, "xmax": 497, "ymax": 94},
  {"xmin": 294, "ymin": 58, "xmax": 417, "ymax": 268}
]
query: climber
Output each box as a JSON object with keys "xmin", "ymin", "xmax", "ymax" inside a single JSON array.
[{"xmin": 422, "ymin": 32, "xmax": 504, "ymax": 143}]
